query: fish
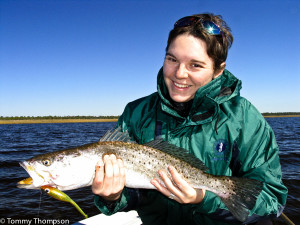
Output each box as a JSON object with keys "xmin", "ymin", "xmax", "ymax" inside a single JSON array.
[
  {"xmin": 18, "ymin": 127, "xmax": 262, "ymax": 222},
  {"xmin": 41, "ymin": 185, "xmax": 88, "ymax": 219}
]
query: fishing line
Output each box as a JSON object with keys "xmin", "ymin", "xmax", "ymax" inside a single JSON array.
[{"xmin": 37, "ymin": 189, "xmax": 43, "ymax": 217}]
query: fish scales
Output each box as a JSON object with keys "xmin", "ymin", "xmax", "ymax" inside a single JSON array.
[
  {"xmin": 31, "ymin": 140, "xmax": 244, "ymax": 200},
  {"xmin": 96, "ymin": 141, "xmax": 212, "ymax": 190},
  {"xmin": 18, "ymin": 127, "xmax": 263, "ymax": 222}
]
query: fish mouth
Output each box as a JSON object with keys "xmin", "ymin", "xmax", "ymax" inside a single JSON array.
[
  {"xmin": 18, "ymin": 177, "xmax": 33, "ymax": 185},
  {"xmin": 17, "ymin": 161, "xmax": 46, "ymax": 189}
]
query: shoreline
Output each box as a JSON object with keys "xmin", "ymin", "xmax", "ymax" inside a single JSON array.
[
  {"xmin": 263, "ymin": 115, "xmax": 300, "ymax": 118},
  {"xmin": 0, "ymin": 118, "xmax": 118, "ymax": 124},
  {"xmin": 0, "ymin": 115, "xmax": 299, "ymax": 124}
]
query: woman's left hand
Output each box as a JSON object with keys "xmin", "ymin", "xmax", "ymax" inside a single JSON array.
[{"xmin": 150, "ymin": 165, "xmax": 206, "ymax": 204}]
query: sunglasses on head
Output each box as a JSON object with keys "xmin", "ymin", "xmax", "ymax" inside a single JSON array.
[{"xmin": 174, "ymin": 16, "xmax": 223, "ymax": 36}]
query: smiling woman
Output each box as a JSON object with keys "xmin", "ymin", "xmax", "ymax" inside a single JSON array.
[{"xmin": 91, "ymin": 13, "xmax": 287, "ymax": 225}]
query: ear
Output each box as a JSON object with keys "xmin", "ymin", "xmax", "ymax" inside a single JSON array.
[{"xmin": 213, "ymin": 62, "xmax": 226, "ymax": 79}]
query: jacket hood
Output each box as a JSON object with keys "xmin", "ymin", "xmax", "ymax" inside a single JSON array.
[{"xmin": 157, "ymin": 67, "xmax": 242, "ymax": 124}]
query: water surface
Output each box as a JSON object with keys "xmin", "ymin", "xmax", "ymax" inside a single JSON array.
[{"xmin": 0, "ymin": 118, "xmax": 299, "ymax": 224}]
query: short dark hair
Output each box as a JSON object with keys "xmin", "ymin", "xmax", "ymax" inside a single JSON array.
[{"xmin": 166, "ymin": 13, "xmax": 233, "ymax": 72}]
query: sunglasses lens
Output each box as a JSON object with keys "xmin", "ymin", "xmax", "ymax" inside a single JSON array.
[
  {"xmin": 174, "ymin": 16, "xmax": 198, "ymax": 27},
  {"xmin": 201, "ymin": 20, "xmax": 221, "ymax": 35},
  {"xmin": 174, "ymin": 17, "xmax": 222, "ymax": 36}
]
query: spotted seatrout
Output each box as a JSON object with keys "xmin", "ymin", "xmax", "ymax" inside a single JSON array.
[{"xmin": 18, "ymin": 127, "xmax": 262, "ymax": 222}]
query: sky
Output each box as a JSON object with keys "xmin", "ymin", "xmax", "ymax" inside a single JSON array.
[{"xmin": 0, "ymin": 0, "xmax": 299, "ymax": 116}]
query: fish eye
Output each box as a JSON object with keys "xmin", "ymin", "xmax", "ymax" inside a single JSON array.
[
  {"xmin": 43, "ymin": 159, "xmax": 51, "ymax": 166},
  {"xmin": 45, "ymin": 188, "xmax": 50, "ymax": 194}
]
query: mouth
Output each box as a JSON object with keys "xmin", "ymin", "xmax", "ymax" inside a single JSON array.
[
  {"xmin": 173, "ymin": 81, "xmax": 192, "ymax": 89},
  {"xmin": 18, "ymin": 177, "xmax": 33, "ymax": 185},
  {"xmin": 17, "ymin": 161, "xmax": 45, "ymax": 189}
]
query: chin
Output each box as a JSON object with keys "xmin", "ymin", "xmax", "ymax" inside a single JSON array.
[{"xmin": 170, "ymin": 95, "xmax": 193, "ymax": 103}]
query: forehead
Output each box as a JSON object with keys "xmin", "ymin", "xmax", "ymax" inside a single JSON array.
[{"xmin": 167, "ymin": 34, "xmax": 211, "ymax": 62}]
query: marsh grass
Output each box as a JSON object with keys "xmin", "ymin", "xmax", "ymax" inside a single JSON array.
[{"xmin": 0, "ymin": 118, "xmax": 118, "ymax": 124}]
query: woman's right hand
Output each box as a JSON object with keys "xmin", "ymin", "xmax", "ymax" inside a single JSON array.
[{"xmin": 92, "ymin": 154, "xmax": 126, "ymax": 201}]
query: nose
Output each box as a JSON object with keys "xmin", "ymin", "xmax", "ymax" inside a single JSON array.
[{"xmin": 175, "ymin": 64, "xmax": 188, "ymax": 79}]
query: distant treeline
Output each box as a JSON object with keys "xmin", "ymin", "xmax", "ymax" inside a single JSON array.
[
  {"xmin": 1, "ymin": 113, "xmax": 300, "ymax": 120},
  {"xmin": 261, "ymin": 112, "xmax": 300, "ymax": 116},
  {"xmin": 0, "ymin": 116, "xmax": 120, "ymax": 120}
]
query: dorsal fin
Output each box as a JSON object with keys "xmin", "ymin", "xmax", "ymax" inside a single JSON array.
[
  {"xmin": 99, "ymin": 127, "xmax": 135, "ymax": 143},
  {"xmin": 144, "ymin": 139, "xmax": 208, "ymax": 172},
  {"xmin": 100, "ymin": 127, "xmax": 208, "ymax": 172}
]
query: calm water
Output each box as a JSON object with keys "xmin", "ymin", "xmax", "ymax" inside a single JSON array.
[{"xmin": 0, "ymin": 118, "xmax": 299, "ymax": 224}]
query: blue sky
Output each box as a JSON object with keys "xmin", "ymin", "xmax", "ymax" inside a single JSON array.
[{"xmin": 1, "ymin": 0, "xmax": 299, "ymax": 116}]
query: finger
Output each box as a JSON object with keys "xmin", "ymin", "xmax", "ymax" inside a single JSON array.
[
  {"xmin": 92, "ymin": 161, "xmax": 104, "ymax": 194},
  {"xmin": 102, "ymin": 155, "xmax": 114, "ymax": 191},
  {"xmin": 168, "ymin": 166, "xmax": 204, "ymax": 203},
  {"xmin": 158, "ymin": 170, "xmax": 182, "ymax": 197},
  {"xmin": 111, "ymin": 155, "xmax": 120, "ymax": 188},
  {"xmin": 154, "ymin": 170, "xmax": 185, "ymax": 202},
  {"xmin": 168, "ymin": 166, "xmax": 190, "ymax": 191},
  {"xmin": 151, "ymin": 177, "xmax": 182, "ymax": 203},
  {"xmin": 96, "ymin": 161, "xmax": 105, "ymax": 183},
  {"xmin": 150, "ymin": 178, "xmax": 171, "ymax": 196},
  {"xmin": 118, "ymin": 158, "xmax": 126, "ymax": 187}
]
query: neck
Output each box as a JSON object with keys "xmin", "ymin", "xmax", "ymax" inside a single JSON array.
[{"xmin": 170, "ymin": 99, "xmax": 193, "ymax": 117}]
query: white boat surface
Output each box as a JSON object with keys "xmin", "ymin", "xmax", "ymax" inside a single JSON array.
[{"xmin": 72, "ymin": 210, "xmax": 142, "ymax": 225}]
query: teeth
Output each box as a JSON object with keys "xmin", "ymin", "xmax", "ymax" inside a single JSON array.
[{"xmin": 174, "ymin": 82, "xmax": 190, "ymax": 88}]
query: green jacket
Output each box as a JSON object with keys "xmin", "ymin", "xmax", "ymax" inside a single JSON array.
[{"xmin": 94, "ymin": 68, "xmax": 287, "ymax": 224}]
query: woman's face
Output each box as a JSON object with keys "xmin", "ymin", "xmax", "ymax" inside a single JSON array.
[{"xmin": 163, "ymin": 34, "xmax": 224, "ymax": 103}]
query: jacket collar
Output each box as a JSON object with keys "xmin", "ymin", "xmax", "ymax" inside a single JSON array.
[{"xmin": 157, "ymin": 67, "xmax": 241, "ymax": 125}]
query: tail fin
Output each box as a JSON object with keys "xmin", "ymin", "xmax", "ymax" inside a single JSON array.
[{"xmin": 220, "ymin": 177, "xmax": 263, "ymax": 222}]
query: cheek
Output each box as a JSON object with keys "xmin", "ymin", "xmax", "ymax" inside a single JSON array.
[
  {"xmin": 163, "ymin": 60, "xmax": 175, "ymax": 77},
  {"xmin": 190, "ymin": 72, "xmax": 214, "ymax": 88},
  {"xmin": 162, "ymin": 68, "xmax": 171, "ymax": 85},
  {"xmin": 163, "ymin": 67, "xmax": 169, "ymax": 79}
]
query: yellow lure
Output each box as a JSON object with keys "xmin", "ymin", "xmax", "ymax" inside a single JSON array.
[{"xmin": 41, "ymin": 185, "xmax": 88, "ymax": 219}]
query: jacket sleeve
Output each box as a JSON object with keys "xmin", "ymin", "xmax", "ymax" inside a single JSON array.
[
  {"xmin": 235, "ymin": 103, "xmax": 288, "ymax": 223},
  {"xmin": 192, "ymin": 102, "xmax": 288, "ymax": 224},
  {"xmin": 94, "ymin": 188, "xmax": 142, "ymax": 215}
]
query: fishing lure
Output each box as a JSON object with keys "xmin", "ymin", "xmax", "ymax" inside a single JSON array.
[{"xmin": 41, "ymin": 185, "xmax": 88, "ymax": 219}]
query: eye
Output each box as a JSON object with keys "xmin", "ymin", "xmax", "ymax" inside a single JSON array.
[
  {"xmin": 45, "ymin": 188, "xmax": 50, "ymax": 194},
  {"xmin": 166, "ymin": 56, "xmax": 177, "ymax": 63},
  {"xmin": 191, "ymin": 63, "xmax": 202, "ymax": 68},
  {"xmin": 43, "ymin": 159, "xmax": 51, "ymax": 166}
]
